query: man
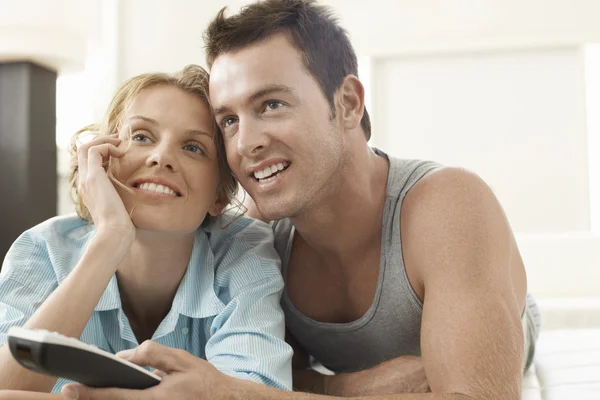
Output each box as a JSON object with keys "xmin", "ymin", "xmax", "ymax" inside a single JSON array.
[{"xmin": 61, "ymin": 1, "xmax": 540, "ymax": 399}]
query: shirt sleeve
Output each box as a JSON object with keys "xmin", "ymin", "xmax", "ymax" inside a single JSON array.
[
  {"xmin": 205, "ymin": 219, "xmax": 293, "ymax": 391},
  {"xmin": 0, "ymin": 230, "xmax": 58, "ymax": 345}
]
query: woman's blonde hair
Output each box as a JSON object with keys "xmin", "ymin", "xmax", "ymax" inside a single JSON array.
[{"xmin": 68, "ymin": 64, "xmax": 240, "ymax": 223}]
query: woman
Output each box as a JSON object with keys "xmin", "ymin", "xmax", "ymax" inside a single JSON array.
[{"xmin": 0, "ymin": 65, "xmax": 292, "ymax": 394}]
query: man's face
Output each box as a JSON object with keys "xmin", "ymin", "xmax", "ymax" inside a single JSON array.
[{"xmin": 209, "ymin": 33, "xmax": 344, "ymax": 220}]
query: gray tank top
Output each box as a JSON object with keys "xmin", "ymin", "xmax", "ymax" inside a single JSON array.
[{"xmin": 273, "ymin": 149, "xmax": 440, "ymax": 373}]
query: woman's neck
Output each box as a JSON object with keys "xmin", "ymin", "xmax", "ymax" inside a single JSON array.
[{"xmin": 115, "ymin": 229, "xmax": 195, "ymax": 342}]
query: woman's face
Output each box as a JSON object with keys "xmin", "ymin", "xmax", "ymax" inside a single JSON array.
[{"xmin": 111, "ymin": 85, "xmax": 223, "ymax": 234}]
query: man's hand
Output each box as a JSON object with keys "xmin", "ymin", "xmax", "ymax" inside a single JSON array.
[
  {"xmin": 61, "ymin": 341, "xmax": 236, "ymax": 400},
  {"xmin": 324, "ymin": 356, "xmax": 429, "ymax": 397}
]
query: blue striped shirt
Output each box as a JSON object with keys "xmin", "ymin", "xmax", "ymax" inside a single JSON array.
[{"xmin": 0, "ymin": 214, "xmax": 292, "ymax": 393}]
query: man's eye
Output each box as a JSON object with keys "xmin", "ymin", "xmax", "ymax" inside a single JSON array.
[
  {"xmin": 222, "ymin": 117, "xmax": 238, "ymax": 128},
  {"xmin": 265, "ymin": 101, "xmax": 283, "ymax": 111}
]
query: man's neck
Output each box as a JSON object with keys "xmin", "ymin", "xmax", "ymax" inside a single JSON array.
[
  {"xmin": 290, "ymin": 146, "xmax": 389, "ymax": 267},
  {"xmin": 116, "ymin": 230, "xmax": 195, "ymax": 340}
]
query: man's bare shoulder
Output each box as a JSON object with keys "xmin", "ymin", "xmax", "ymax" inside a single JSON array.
[
  {"xmin": 401, "ymin": 166, "xmax": 495, "ymax": 222},
  {"xmin": 400, "ymin": 167, "xmax": 509, "ymax": 293}
]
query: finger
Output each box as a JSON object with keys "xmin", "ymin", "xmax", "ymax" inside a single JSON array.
[
  {"xmin": 62, "ymin": 384, "xmax": 147, "ymax": 400},
  {"xmin": 152, "ymin": 369, "xmax": 165, "ymax": 378},
  {"xmin": 78, "ymin": 134, "xmax": 121, "ymax": 153},
  {"xmin": 77, "ymin": 135, "xmax": 121, "ymax": 178},
  {"xmin": 117, "ymin": 341, "xmax": 193, "ymax": 373},
  {"xmin": 87, "ymin": 143, "xmax": 127, "ymax": 171}
]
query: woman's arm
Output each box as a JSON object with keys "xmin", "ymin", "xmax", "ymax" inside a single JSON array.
[
  {"xmin": 0, "ymin": 231, "xmax": 130, "ymax": 392},
  {"xmin": 204, "ymin": 219, "xmax": 292, "ymax": 390},
  {"xmin": 0, "ymin": 135, "xmax": 134, "ymax": 392},
  {"xmin": 206, "ymin": 275, "xmax": 293, "ymax": 390},
  {"xmin": 0, "ymin": 390, "xmax": 61, "ymax": 400}
]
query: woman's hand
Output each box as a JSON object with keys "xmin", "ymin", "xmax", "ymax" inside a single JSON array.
[
  {"xmin": 77, "ymin": 134, "xmax": 134, "ymax": 242},
  {"xmin": 61, "ymin": 341, "xmax": 241, "ymax": 400}
]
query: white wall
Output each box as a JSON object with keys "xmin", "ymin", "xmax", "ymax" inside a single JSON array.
[
  {"xmin": 585, "ymin": 44, "xmax": 600, "ymax": 235},
  {"xmin": 370, "ymin": 47, "xmax": 590, "ymax": 234},
  {"xmin": 118, "ymin": 0, "xmax": 214, "ymax": 79},
  {"xmin": 0, "ymin": 0, "xmax": 100, "ymax": 72},
  {"xmin": 117, "ymin": 0, "xmax": 255, "ymax": 81},
  {"xmin": 323, "ymin": 0, "xmax": 600, "ymax": 57}
]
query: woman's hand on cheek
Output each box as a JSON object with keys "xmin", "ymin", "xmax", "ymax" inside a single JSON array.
[{"xmin": 77, "ymin": 134, "xmax": 135, "ymax": 243}]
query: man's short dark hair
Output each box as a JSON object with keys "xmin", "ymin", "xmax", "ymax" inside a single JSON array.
[{"xmin": 204, "ymin": 0, "xmax": 371, "ymax": 140}]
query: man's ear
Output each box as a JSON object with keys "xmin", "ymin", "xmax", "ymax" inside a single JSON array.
[{"xmin": 336, "ymin": 75, "xmax": 365, "ymax": 131}]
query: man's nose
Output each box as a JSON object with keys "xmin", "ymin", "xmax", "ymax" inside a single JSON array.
[{"xmin": 237, "ymin": 118, "xmax": 271, "ymax": 157}]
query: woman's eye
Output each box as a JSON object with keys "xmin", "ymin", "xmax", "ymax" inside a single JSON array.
[
  {"xmin": 183, "ymin": 143, "xmax": 205, "ymax": 155},
  {"xmin": 131, "ymin": 132, "xmax": 151, "ymax": 143},
  {"xmin": 265, "ymin": 101, "xmax": 283, "ymax": 111}
]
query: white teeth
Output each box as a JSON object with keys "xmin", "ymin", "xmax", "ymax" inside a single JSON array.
[
  {"xmin": 138, "ymin": 182, "xmax": 177, "ymax": 196},
  {"xmin": 253, "ymin": 162, "xmax": 289, "ymax": 180}
]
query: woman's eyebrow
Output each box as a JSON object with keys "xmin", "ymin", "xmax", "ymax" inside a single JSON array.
[
  {"xmin": 184, "ymin": 129, "xmax": 213, "ymax": 139},
  {"xmin": 126, "ymin": 115, "xmax": 159, "ymax": 125},
  {"xmin": 123, "ymin": 116, "xmax": 213, "ymax": 139}
]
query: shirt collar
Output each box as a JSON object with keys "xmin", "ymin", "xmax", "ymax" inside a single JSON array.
[
  {"xmin": 95, "ymin": 275, "xmax": 121, "ymax": 311},
  {"xmin": 170, "ymin": 229, "xmax": 225, "ymax": 318},
  {"xmin": 94, "ymin": 229, "xmax": 224, "ymax": 318}
]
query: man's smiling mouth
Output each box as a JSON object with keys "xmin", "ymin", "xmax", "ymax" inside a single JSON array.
[{"xmin": 253, "ymin": 162, "xmax": 291, "ymax": 182}]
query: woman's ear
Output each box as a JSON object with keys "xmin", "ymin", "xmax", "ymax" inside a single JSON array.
[{"xmin": 207, "ymin": 192, "xmax": 227, "ymax": 217}]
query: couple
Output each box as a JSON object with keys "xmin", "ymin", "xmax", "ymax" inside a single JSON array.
[{"xmin": 0, "ymin": 1, "xmax": 540, "ymax": 399}]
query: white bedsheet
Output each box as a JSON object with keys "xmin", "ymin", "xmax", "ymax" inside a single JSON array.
[{"xmin": 522, "ymin": 329, "xmax": 600, "ymax": 400}]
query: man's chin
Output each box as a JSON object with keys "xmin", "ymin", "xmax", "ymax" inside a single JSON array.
[{"xmin": 256, "ymin": 200, "xmax": 302, "ymax": 222}]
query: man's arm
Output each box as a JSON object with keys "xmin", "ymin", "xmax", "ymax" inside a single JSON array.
[{"xmin": 400, "ymin": 167, "xmax": 526, "ymax": 400}]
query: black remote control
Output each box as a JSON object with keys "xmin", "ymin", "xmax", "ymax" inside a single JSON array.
[{"xmin": 8, "ymin": 327, "xmax": 161, "ymax": 389}]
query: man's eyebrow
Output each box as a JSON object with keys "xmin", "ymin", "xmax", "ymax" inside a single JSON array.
[
  {"xmin": 248, "ymin": 84, "xmax": 295, "ymax": 103},
  {"xmin": 213, "ymin": 84, "xmax": 295, "ymax": 116},
  {"xmin": 212, "ymin": 105, "xmax": 230, "ymax": 117}
]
